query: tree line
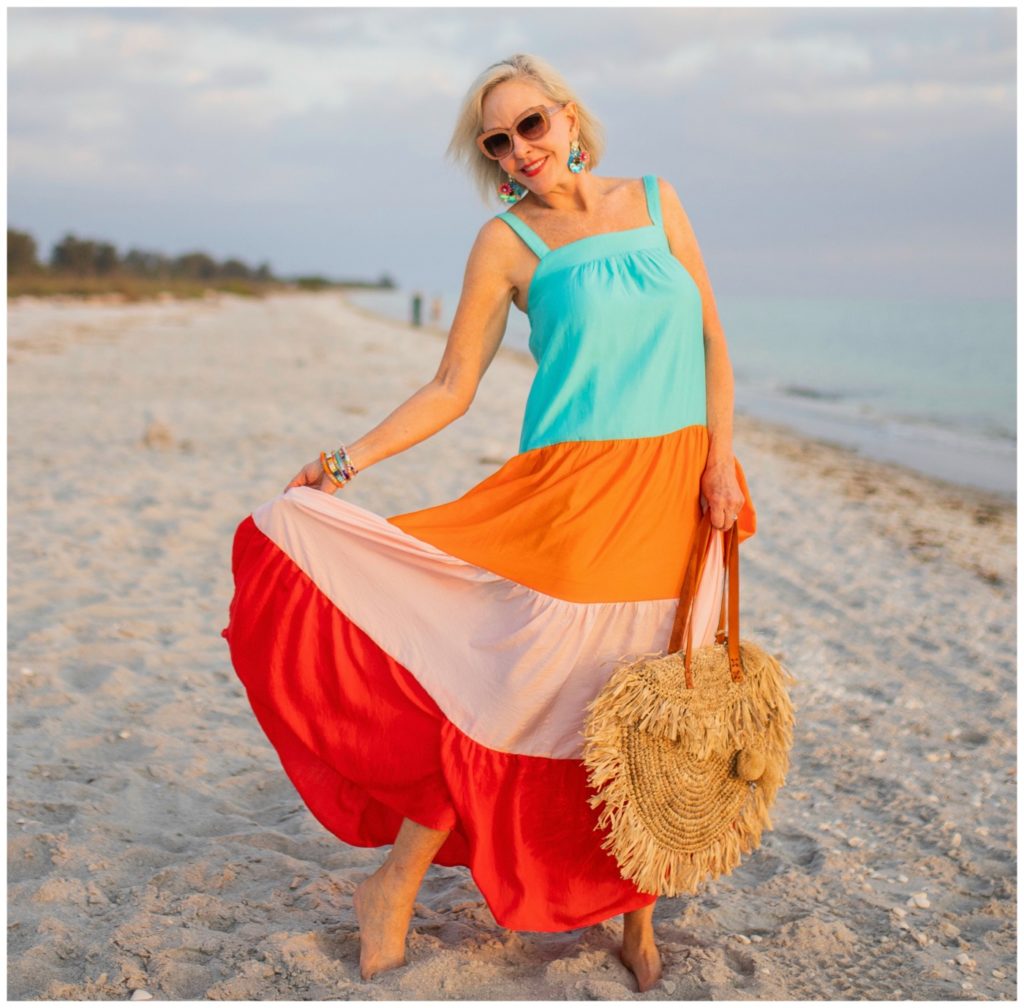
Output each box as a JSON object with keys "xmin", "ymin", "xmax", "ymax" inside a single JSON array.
[
  {"xmin": 7, "ymin": 227, "xmax": 396, "ymax": 291},
  {"xmin": 8, "ymin": 228, "xmax": 276, "ymax": 283}
]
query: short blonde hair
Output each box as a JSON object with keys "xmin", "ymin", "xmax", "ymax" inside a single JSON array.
[{"xmin": 447, "ymin": 53, "xmax": 606, "ymax": 205}]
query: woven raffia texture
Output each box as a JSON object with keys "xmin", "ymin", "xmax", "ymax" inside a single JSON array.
[{"xmin": 581, "ymin": 639, "xmax": 796, "ymax": 897}]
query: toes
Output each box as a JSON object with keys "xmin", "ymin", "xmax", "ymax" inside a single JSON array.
[{"xmin": 360, "ymin": 953, "xmax": 406, "ymax": 982}]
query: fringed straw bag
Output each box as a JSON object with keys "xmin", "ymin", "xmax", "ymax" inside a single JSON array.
[{"xmin": 581, "ymin": 512, "xmax": 796, "ymax": 897}]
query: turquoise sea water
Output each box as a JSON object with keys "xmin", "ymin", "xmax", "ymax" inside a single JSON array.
[{"xmin": 346, "ymin": 288, "xmax": 1016, "ymax": 498}]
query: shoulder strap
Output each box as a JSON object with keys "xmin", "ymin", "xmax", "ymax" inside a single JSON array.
[
  {"xmin": 642, "ymin": 174, "xmax": 663, "ymax": 230},
  {"xmin": 496, "ymin": 211, "xmax": 549, "ymax": 260}
]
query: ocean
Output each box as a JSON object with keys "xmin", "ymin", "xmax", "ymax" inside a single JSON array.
[{"xmin": 345, "ymin": 288, "xmax": 1016, "ymax": 498}]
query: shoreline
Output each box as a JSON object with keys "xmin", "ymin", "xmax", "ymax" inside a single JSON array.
[
  {"xmin": 7, "ymin": 289, "xmax": 1016, "ymax": 1000},
  {"xmin": 338, "ymin": 289, "xmax": 1017, "ymax": 503},
  {"xmin": 338, "ymin": 289, "xmax": 1016, "ymax": 510}
]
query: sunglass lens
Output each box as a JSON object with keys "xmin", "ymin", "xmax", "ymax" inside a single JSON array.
[
  {"xmin": 483, "ymin": 134, "xmax": 512, "ymax": 159},
  {"xmin": 518, "ymin": 112, "xmax": 547, "ymax": 139}
]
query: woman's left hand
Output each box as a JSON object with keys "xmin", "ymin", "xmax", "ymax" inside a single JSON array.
[
  {"xmin": 283, "ymin": 457, "xmax": 340, "ymax": 495},
  {"xmin": 700, "ymin": 456, "xmax": 745, "ymax": 530}
]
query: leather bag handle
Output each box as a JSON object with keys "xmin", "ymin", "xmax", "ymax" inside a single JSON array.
[{"xmin": 666, "ymin": 512, "xmax": 742, "ymax": 689}]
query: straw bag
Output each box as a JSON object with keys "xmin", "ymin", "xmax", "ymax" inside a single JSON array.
[{"xmin": 581, "ymin": 512, "xmax": 796, "ymax": 897}]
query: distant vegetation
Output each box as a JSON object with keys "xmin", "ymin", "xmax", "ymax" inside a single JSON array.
[{"xmin": 6, "ymin": 228, "xmax": 396, "ymax": 301}]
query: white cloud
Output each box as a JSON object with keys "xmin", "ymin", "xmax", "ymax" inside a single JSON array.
[
  {"xmin": 753, "ymin": 80, "xmax": 1013, "ymax": 115},
  {"xmin": 743, "ymin": 35, "xmax": 874, "ymax": 76}
]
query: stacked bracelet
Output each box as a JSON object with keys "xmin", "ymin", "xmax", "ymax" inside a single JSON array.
[
  {"xmin": 320, "ymin": 443, "xmax": 359, "ymax": 489},
  {"xmin": 333, "ymin": 445, "xmax": 358, "ymax": 479}
]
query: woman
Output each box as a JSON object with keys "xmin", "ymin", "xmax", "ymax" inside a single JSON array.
[{"xmin": 223, "ymin": 52, "xmax": 754, "ymax": 993}]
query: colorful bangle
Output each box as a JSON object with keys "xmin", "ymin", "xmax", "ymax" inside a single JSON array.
[
  {"xmin": 324, "ymin": 452, "xmax": 350, "ymax": 485},
  {"xmin": 329, "ymin": 450, "xmax": 358, "ymax": 485},
  {"xmin": 320, "ymin": 454, "xmax": 345, "ymax": 488},
  {"xmin": 319, "ymin": 442, "xmax": 359, "ymax": 491},
  {"xmin": 333, "ymin": 454, "xmax": 354, "ymax": 479},
  {"xmin": 332, "ymin": 444, "xmax": 358, "ymax": 478},
  {"xmin": 320, "ymin": 451, "xmax": 347, "ymax": 488}
]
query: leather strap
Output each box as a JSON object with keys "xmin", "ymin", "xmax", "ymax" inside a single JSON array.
[
  {"xmin": 666, "ymin": 513, "xmax": 714, "ymax": 656},
  {"xmin": 666, "ymin": 513, "xmax": 743, "ymax": 688}
]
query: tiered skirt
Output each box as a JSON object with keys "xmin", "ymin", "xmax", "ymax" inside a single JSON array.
[{"xmin": 222, "ymin": 423, "xmax": 755, "ymax": 931}]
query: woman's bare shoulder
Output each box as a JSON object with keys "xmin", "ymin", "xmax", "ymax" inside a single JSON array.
[
  {"xmin": 459, "ymin": 214, "xmax": 526, "ymax": 291},
  {"xmin": 655, "ymin": 175, "xmax": 682, "ymax": 208},
  {"xmin": 655, "ymin": 177, "xmax": 698, "ymax": 239},
  {"xmin": 472, "ymin": 213, "xmax": 525, "ymax": 255}
]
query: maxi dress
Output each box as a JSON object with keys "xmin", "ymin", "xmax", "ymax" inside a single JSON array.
[{"xmin": 222, "ymin": 174, "xmax": 757, "ymax": 933}]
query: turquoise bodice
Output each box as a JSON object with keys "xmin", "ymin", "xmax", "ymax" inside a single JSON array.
[{"xmin": 496, "ymin": 174, "xmax": 707, "ymax": 454}]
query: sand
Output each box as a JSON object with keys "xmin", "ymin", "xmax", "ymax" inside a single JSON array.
[{"xmin": 7, "ymin": 290, "xmax": 1016, "ymax": 1001}]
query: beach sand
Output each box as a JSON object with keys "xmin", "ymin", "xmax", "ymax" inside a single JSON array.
[{"xmin": 7, "ymin": 290, "xmax": 1016, "ymax": 1000}]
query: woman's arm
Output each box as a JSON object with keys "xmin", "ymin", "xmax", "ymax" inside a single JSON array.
[
  {"xmin": 658, "ymin": 177, "xmax": 745, "ymax": 527},
  {"xmin": 658, "ymin": 176, "xmax": 734, "ymax": 467},
  {"xmin": 286, "ymin": 219, "xmax": 516, "ymax": 492}
]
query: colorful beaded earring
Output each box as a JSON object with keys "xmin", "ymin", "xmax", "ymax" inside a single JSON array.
[
  {"xmin": 568, "ymin": 139, "xmax": 590, "ymax": 173},
  {"xmin": 498, "ymin": 174, "xmax": 527, "ymax": 204}
]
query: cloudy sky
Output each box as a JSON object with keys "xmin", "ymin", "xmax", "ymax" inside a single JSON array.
[{"xmin": 7, "ymin": 6, "xmax": 1016, "ymax": 301}]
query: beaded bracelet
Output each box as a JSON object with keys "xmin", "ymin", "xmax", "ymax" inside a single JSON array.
[
  {"xmin": 320, "ymin": 443, "xmax": 359, "ymax": 489},
  {"xmin": 320, "ymin": 451, "xmax": 347, "ymax": 489},
  {"xmin": 327, "ymin": 454, "xmax": 352, "ymax": 486},
  {"xmin": 331, "ymin": 445, "xmax": 358, "ymax": 479},
  {"xmin": 323, "ymin": 452, "xmax": 346, "ymax": 484}
]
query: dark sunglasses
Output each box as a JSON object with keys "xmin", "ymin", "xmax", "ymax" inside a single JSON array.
[{"xmin": 476, "ymin": 104, "xmax": 566, "ymax": 160}]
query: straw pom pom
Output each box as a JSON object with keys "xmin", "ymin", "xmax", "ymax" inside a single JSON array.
[{"xmin": 736, "ymin": 747, "xmax": 766, "ymax": 782}]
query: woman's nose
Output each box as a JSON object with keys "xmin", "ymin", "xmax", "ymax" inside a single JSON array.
[{"xmin": 508, "ymin": 131, "xmax": 536, "ymax": 162}]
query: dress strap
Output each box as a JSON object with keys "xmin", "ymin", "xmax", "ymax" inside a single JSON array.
[
  {"xmin": 642, "ymin": 174, "xmax": 663, "ymax": 230},
  {"xmin": 496, "ymin": 211, "xmax": 550, "ymax": 260}
]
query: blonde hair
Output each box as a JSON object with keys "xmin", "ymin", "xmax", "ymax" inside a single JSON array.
[{"xmin": 447, "ymin": 53, "xmax": 606, "ymax": 205}]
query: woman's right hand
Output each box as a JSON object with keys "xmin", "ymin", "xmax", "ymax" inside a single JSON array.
[{"xmin": 283, "ymin": 457, "xmax": 342, "ymax": 495}]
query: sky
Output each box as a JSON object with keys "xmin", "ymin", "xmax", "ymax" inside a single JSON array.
[{"xmin": 6, "ymin": 5, "xmax": 1017, "ymax": 301}]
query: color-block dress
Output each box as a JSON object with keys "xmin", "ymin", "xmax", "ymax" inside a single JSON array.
[{"xmin": 222, "ymin": 174, "xmax": 757, "ymax": 933}]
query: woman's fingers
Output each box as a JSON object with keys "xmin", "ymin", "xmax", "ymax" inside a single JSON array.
[
  {"xmin": 287, "ymin": 462, "xmax": 342, "ymax": 495},
  {"xmin": 700, "ymin": 461, "xmax": 744, "ymax": 530},
  {"xmin": 705, "ymin": 497, "xmax": 744, "ymax": 529},
  {"xmin": 283, "ymin": 459, "xmax": 318, "ymax": 493},
  {"xmin": 282, "ymin": 457, "xmax": 348, "ymax": 496}
]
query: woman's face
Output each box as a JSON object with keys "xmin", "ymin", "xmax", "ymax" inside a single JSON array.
[{"xmin": 480, "ymin": 79, "xmax": 577, "ymax": 196}]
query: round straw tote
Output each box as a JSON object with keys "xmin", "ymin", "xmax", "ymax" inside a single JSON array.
[{"xmin": 581, "ymin": 512, "xmax": 796, "ymax": 897}]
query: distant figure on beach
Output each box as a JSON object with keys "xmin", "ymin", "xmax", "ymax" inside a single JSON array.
[
  {"xmin": 429, "ymin": 295, "xmax": 442, "ymax": 325},
  {"xmin": 222, "ymin": 52, "xmax": 754, "ymax": 993}
]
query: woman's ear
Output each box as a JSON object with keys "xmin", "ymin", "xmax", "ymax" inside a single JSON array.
[{"xmin": 564, "ymin": 100, "xmax": 580, "ymax": 139}]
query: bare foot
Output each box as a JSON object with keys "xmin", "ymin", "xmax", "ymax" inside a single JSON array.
[
  {"xmin": 619, "ymin": 937, "xmax": 663, "ymax": 993},
  {"xmin": 352, "ymin": 865, "xmax": 416, "ymax": 980}
]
